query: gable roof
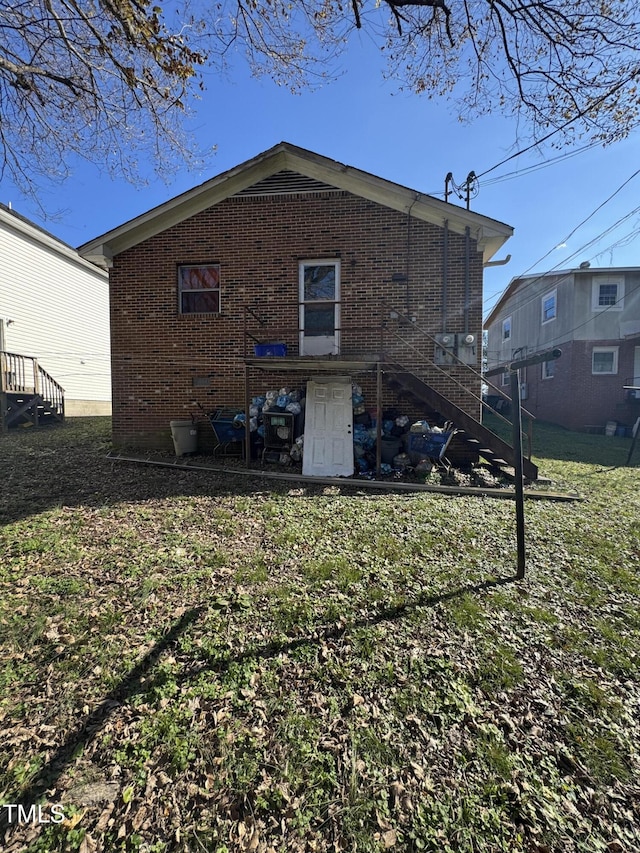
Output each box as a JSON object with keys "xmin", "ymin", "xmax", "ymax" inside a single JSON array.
[{"xmin": 78, "ymin": 142, "xmax": 513, "ymax": 268}]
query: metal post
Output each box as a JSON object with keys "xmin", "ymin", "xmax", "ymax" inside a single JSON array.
[
  {"xmin": 244, "ymin": 362, "xmax": 251, "ymax": 468},
  {"xmin": 625, "ymin": 415, "xmax": 640, "ymax": 467},
  {"xmin": 508, "ymin": 348, "xmax": 562, "ymax": 579},
  {"xmin": 376, "ymin": 362, "xmax": 382, "ymax": 478}
]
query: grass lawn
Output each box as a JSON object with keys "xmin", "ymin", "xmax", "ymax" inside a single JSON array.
[{"xmin": 0, "ymin": 417, "xmax": 639, "ymax": 852}]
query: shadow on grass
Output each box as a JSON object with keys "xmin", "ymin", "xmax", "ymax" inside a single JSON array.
[
  {"xmin": 174, "ymin": 573, "xmax": 520, "ymax": 685},
  {"xmin": 0, "ymin": 417, "xmax": 532, "ymax": 530},
  {"xmin": 0, "ymin": 419, "xmax": 368, "ymax": 528},
  {"xmin": 0, "ymin": 606, "xmax": 204, "ymax": 835},
  {"xmin": 2, "ymin": 573, "xmax": 518, "ymax": 834}
]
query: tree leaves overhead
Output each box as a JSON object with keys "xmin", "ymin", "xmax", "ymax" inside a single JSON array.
[
  {"xmin": 1, "ymin": 0, "xmax": 640, "ymax": 197},
  {"xmin": 0, "ymin": 0, "xmax": 207, "ymax": 196}
]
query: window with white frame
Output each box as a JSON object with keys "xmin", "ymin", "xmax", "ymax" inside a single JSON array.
[
  {"xmin": 592, "ymin": 346, "xmax": 619, "ymax": 375},
  {"xmin": 592, "ymin": 278, "xmax": 624, "ymax": 311},
  {"xmin": 541, "ymin": 289, "xmax": 557, "ymax": 324},
  {"xmin": 542, "ymin": 359, "xmax": 555, "ymax": 380},
  {"xmin": 502, "ymin": 317, "xmax": 512, "ymax": 341},
  {"xmin": 501, "ymin": 369, "xmax": 510, "ymax": 387},
  {"xmin": 178, "ymin": 264, "xmax": 221, "ymax": 314}
]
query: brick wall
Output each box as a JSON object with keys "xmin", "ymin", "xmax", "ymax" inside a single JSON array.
[
  {"xmin": 521, "ymin": 339, "xmax": 637, "ymax": 431},
  {"xmin": 109, "ymin": 191, "xmax": 484, "ymax": 448}
]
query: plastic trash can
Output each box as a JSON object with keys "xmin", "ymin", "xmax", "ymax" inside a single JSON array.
[{"xmin": 170, "ymin": 419, "xmax": 198, "ymax": 456}]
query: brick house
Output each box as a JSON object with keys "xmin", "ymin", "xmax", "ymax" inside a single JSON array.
[
  {"xmin": 79, "ymin": 143, "xmax": 531, "ymax": 474},
  {"xmin": 484, "ymin": 266, "xmax": 640, "ymax": 432}
]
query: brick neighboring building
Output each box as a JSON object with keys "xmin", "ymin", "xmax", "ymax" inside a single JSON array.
[
  {"xmin": 485, "ymin": 266, "xmax": 640, "ymax": 432},
  {"xmin": 79, "ymin": 142, "xmax": 513, "ymax": 451}
]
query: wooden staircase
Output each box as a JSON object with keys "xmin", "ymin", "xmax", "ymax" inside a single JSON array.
[
  {"xmin": 385, "ymin": 367, "xmax": 539, "ymax": 481},
  {"xmin": 1, "ymin": 351, "xmax": 65, "ymax": 431}
]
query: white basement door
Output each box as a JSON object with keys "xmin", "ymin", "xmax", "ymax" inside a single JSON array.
[{"xmin": 302, "ymin": 378, "xmax": 354, "ymax": 477}]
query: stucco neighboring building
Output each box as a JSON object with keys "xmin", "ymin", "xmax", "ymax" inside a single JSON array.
[
  {"xmin": 0, "ymin": 203, "xmax": 111, "ymax": 419},
  {"xmin": 485, "ymin": 265, "xmax": 640, "ymax": 432}
]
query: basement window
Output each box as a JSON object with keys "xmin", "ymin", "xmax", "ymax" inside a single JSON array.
[{"xmin": 178, "ymin": 264, "xmax": 221, "ymax": 314}]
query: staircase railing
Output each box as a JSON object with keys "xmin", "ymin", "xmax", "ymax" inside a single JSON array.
[
  {"xmin": 1, "ymin": 351, "xmax": 65, "ymax": 415},
  {"xmin": 380, "ymin": 301, "xmax": 535, "ymax": 459}
]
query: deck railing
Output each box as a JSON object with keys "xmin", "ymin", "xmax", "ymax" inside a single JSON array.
[
  {"xmin": 1, "ymin": 350, "xmax": 65, "ymax": 415},
  {"xmin": 378, "ymin": 300, "xmax": 535, "ymax": 460},
  {"xmin": 241, "ymin": 300, "xmax": 534, "ymax": 458}
]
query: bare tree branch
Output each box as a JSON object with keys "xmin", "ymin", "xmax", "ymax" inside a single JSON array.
[{"xmin": 1, "ymin": 0, "xmax": 640, "ymax": 207}]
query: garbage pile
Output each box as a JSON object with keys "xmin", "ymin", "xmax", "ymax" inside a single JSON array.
[
  {"xmin": 242, "ymin": 382, "xmax": 453, "ymax": 477},
  {"xmin": 249, "ymin": 388, "xmax": 303, "ymax": 435}
]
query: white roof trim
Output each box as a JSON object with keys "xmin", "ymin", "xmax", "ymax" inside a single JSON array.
[{"xmin": 78, "ymin": 142, "xmax": 512, "ymax": 267}]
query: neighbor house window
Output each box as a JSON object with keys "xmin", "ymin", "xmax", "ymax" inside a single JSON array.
[
  {"xmin": 541, "ymin": 289, "xmax": 557, "ymax": 324},
  {"xmin": 178, "ymin": 264, "xmax": 221, "ymax": 314},
  {"xmin": 592, "ymin": 278, "xmax": 624, "ymax": 311},
  {"xmin": 542, "ymin": 360, "xmax": 555, "ymax": 380},
  {"xmin": 592, "ymin": 347, "xmax": 619, "ymax": 375},
  {"xmin": 501, "ymin": 370, "xmax": 510, "ymax": 387},
  {"xmin": 502, "ymin": 317, "xmax": 512, "ymax": 342}
]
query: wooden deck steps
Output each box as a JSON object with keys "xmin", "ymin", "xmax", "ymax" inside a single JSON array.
[
  {"xmin": 3, "ymin": 392, "xmax": 64, "ymax": 428},
  {"xmin": 1, "ymin": 351, "xmax": 65, "ymax": 431}
]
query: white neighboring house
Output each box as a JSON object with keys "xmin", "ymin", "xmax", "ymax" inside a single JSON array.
[{"xmin": 0, "ymin": 202, "xmax": 111, "ymax": 424}]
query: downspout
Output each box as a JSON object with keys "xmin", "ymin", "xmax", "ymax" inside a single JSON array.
[
  {"xmin": 464, "ymin": 226, "xmax": 471, "ymax": 334},
  {"xmin": 484, "ymin": 254, "xmax": 511, "ymax": 268},
  {"xmin": 406, "ymin": 196, "xmax": 418, "ymax": 314},
  {"xmin": 442, "ymin": 220, "xmax": 449, "ymax": 332}
]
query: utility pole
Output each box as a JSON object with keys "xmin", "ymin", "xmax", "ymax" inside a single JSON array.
[
  {"xmin": 510, "ymin": 348, "xmax": 562, "ymax": 578},
  {"xmin": 444, "ymin": 171, "xmax": 477, "ymax": 209},
  {"xmin": 444, "ymin": 173, "xmax": 453, "ymax": 203},
  {"xmin": 464, "ymin": 172, "xmax": 476, "ymax": 210}
]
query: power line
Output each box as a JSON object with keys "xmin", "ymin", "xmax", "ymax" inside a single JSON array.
[
  {"xmin": 486, "ymin": 277, "xmax": 640, "ymax": 372},
  {"xmin": 484, "ymin": 206, "xmax": 640, "ymax": 324},
  {"xmin": 475, "ymin": 74, "xmax": 634, "ymax": 182},
  {"xmin": 479, "ymin": 141, "xmax": 602, "ymax": 188},
  {"xmin": 483, "ymin": 169, "xmax": 640, "ymax": 319}
]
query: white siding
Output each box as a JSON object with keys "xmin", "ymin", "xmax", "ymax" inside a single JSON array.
[{"xmin": 0, "ymin": 207, "xmax": 110, "ymax": 407}]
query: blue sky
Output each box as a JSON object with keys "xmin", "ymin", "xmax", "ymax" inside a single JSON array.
[{"xmin": 3, "ymin": 33, "xmax": 640, "ymax": 318}]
